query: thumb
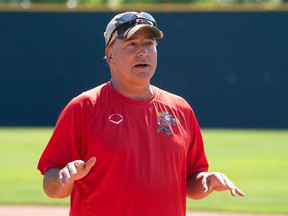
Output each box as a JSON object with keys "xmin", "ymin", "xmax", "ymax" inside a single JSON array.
[
  {"xmin": 203, "ymin": 180, "xmax": 208, "ymax": 193},
  {"xmin": 84, "ymin": 157, "xmax": 96, "ymax": 171},
  {"xmin": 202, "ymin": 176, "xmax": 210, "ymax": 193}
]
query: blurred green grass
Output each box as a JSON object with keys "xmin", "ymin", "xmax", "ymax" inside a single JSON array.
[
  {"xmin": 0, "ymin": 128, "xmax": 287, "ymax": 213},
  {"xmin": 0, "ymin": 127, "xmax": 68, "ymax": 205},
  {"xmin": 187, "ymin": 129, "xmax": 288, "ymax": 214}
]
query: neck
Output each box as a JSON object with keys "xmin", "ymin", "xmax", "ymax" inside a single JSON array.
[{"xmin": 109, "ymin": 80, "xmax": 154, "ymax": 100}]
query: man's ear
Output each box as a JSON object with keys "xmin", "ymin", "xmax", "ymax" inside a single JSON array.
[{"xmin": 105, "ymin": 48, "xmax": 113, "ymax": 64}]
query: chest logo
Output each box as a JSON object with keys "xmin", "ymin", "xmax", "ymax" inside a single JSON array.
[
  {"xmin": 109, "ymin": 113, "xmax": 124, "ymax": 124},
  {"xmin": 157, "ymin": 112, "xmax": 176, "ymax": 136}
]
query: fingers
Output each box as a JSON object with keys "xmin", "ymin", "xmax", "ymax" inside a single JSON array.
[
  {"xmin": 85, "ymin": 157, "xmax": 96, "ymax": 170},
  {"xmin": 204, "ymin": 172, "xmax": 245, "ymax": 197},
  {"xmin": 224, "ymin": 177, "xmax": 237, "ymax": 196},
  {"xmin": 59, "ymin": 162, "xmax": 77, "ymax": 186},
  {"xmin": 221, "ymin": 174, "xmax": 245, "ymax": 197},
  {"xmin": 202, "ymin": 174, "xmax": 210, "ymax": 193},
  {"xmin": 203, "ymin": 179, "xmax": 208, "ymax": 193},
  {"xmin": 59, "ymin": 157, "xmax": 96, "ymax": 186},
  {"xmin": 234, "ymin": 187, "xmax": 246, "ymax": 197}
]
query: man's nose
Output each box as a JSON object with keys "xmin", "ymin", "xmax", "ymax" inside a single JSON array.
[{"xmin": 137, "ymin": 44, "xmax": 149, "ymax": 57}]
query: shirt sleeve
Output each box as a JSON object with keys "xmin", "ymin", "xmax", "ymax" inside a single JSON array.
[
  {"xmin": 186, "ymin": 109, "xmax": 209, "ymax": 178},
  {"xmin": 37, "ymin": 98, "xmax": 85, "ymax": 175}
]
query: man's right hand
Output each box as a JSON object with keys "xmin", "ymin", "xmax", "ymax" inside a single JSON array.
[
  {"xmin": 59, "ymin": 157, "xmax": 96, "ymax": 186},
  {"xmin": 43, "ymin": 157, "xmax": 96, "ymax": 198}
]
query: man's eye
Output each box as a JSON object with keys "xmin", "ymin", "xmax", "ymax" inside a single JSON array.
[
  {"xmin": 128, "ymin": 42, "xmax": 136, "ymax": 46},
  {"xmin": 146, "ymin": 41, "xmax": 155, "ymax": 46}
]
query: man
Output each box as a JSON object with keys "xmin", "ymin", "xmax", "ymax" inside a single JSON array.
[{"xmin": 38, "ymin": 11, "xmax": 245, "ymax": 216}]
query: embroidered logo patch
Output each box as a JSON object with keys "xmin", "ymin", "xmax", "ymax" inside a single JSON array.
[
  {"xmin": 109, "ymin": 113, "xmax": 124, "ymax": 124},
  {"xmin": 157, "ymin": 112, "xmax": 176, "ymax": 135}
]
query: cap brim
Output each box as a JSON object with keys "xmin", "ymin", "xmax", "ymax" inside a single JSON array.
[{"xmin": 118, "ymin": 24, "xmax": 164, "ymax": 40}]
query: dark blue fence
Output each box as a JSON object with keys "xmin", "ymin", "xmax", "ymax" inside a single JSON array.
[{"xmin": 1, "ymin": 11, "xmax": 287, "ymax": 128}]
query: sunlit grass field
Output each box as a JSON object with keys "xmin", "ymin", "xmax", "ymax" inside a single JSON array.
[
  {"xmin": 187, "ymin": 129, "xmax": 288, "ymax": 214},
  {"xmin": 0, "ymin": 128, "xmax": 287, "ymax": 213}
]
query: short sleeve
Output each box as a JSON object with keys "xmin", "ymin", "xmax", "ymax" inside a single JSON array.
[
  {"xmin": 37, "ymin": 99, "xmax": 84, "ymax": 175},
  {"xmin": 186, "ymin": 110, "xmax": 209, "ymax": 178}
]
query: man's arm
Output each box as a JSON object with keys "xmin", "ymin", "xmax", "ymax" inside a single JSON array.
[
  {"xmin": 43, "ymin": 157, "xmax": 96, "ymax": 198},
  {"xmin": 187, "ymin": 171, "xmax": 245, "ymax": 200},
  {"xmin": 43, "ymin": 168, "xmax": 74, "ymax": 198}
]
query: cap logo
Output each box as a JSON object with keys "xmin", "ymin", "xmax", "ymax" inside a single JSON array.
[{"xmin": 136, "ymin": 18, "xmax": 146, "ymax": 24}]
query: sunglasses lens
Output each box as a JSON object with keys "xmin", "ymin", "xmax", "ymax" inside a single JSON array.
[
  {"xmin": 139, "ymin": 12, "xmax": 156, "ymax": 23},
  {"xmin": 117, "ymin": 12, "xmax": 156, "ymax": 27},
  {"xmin": 107, "ymin": 12, "xmax": 158, "ymax": 46},
  {"xmin": 117, "ymin": 13, "xmax": 137, "ymax": 26}
]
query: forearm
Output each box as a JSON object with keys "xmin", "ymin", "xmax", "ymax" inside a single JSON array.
[
  {"xmin": 43, "ymin": 168, "xmax": 73, "ymax": 198},
  {"xmin": 186, "ymin": 172, "xmax": 211, "ymax": 200}
]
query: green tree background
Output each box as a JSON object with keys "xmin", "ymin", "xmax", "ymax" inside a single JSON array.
[{"xmin": 0, "ymin": 0, "xmax": 286, "ymax": 4}]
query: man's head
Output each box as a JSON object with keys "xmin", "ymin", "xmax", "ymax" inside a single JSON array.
[
  {"xmin": 104, "ymin": 12, "xmax": 164, "ymax": 91},
  {"xmin": 104, "ymin": 11, "xmax": 163, "ymax": 47}
]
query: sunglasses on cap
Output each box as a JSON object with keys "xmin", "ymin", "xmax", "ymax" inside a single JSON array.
[{"xmin": 106, "ymin": 12, "xmax": 159, "ymax": 47}]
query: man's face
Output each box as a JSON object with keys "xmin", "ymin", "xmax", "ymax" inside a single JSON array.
[{"xmin": 106, "ymin": 28, "xmax": 158, "ymax": 86}]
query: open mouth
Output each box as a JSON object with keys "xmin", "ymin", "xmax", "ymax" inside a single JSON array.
[{"xmin": 135, "ymin": 63, "xmax": 149, "ymax": 68}]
